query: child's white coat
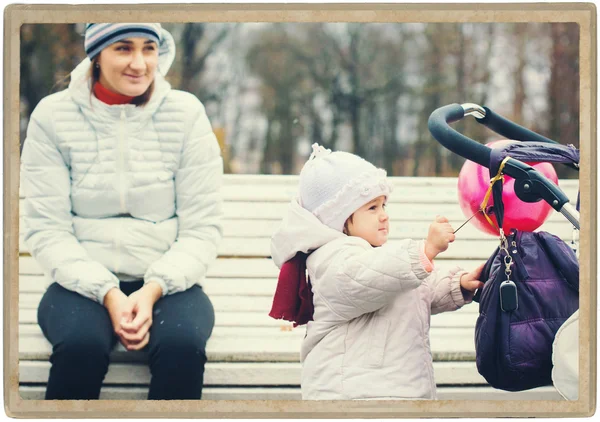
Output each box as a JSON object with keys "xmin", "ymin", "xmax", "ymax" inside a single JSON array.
[{"xmin": 271, "ymin": 198, "xmax": 472, "ymax": 400}]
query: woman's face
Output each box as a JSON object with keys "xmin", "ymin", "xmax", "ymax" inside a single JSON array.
[{"xmin": 97, "ymin": 37, "xmax": 158, "ymax": 97}]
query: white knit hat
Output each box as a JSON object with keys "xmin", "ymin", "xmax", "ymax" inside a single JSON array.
[{"xmin": 298, "ymin": 143, "xmax": 392, "ymax": 232}]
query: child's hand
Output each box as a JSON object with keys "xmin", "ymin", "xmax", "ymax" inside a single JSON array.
[
  {"xmin": 424, "ymin": 215, "xmax": 455, "ymax": 261},
  {"xmin": 460, "ymin": 262, "xmax": 486, "ymax": 292}
]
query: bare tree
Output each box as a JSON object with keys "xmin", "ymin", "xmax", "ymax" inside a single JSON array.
[
  {"xmin": 548, "ymin": 23, "xmax": 579, "ymax": 148},
  {"xmin": 246, "ymin": 24, "xmax": 310, "ymax": 173},
  {"xmin": 512, "ymin": 23, "xmax": 528, "ymax": 123},
  {"xmin": 177, "ymin": 23, "xmax": 236, "ymax": 99},
  {"xmin": 413, "ymin": 24, "xmax": 449, "ymax": 176},
  {"xmin": 20, "ymin": 24, "xmax": 82, "ymax": 151}
]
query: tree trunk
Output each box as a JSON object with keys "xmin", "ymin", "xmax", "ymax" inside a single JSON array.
[
  {"xmin": 180, "ymin": 24, "xmax": 205, "ymax": 94},
  {"xmin": 383, "ymin": 97, "xmax": 399, "ymax": 174},
  {"xmin": 309, "ymin": 100, "xmax": 324, "ymax": 148},
  {"xmin": 512, "ymin": 23, "xmax": 527, "ymax": 123},
  {"xmin": 328, "ymin": 112, "xmax": 340, "ymax": 151},
  {"xmin": 350, "ymin": 97, "xmax": 362, "ymax": 156},
  {"xmin": 260, "ymin": 118, "xmax": 275, "ymax": 174},
  {"xmin": 412, "ymin": 139, "xmax": 425, "ymax": 176},
  {"xmin": 548, "ymin": 23, "xmax": 580, "ymax": 179},
  {"xmin": 348, "ymin": 25, "xmax": 363, "ymax": 156},
  {"xmin": 280, "ymin": 113, "xmax": 294, "ymax": 174},
  {"xmin": 451, "ymin": 24, "xmax": 467, "ymax": 172}
]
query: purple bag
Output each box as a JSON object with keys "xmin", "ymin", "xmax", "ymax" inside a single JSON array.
[
  {"xmin": 474, "ymin": 144, "xmax": 579, "ymax": 391},
  {"xmin": 474, "ymin": 230, "xmax": 579, "ymax": 391}
]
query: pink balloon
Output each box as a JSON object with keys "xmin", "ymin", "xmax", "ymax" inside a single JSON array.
[{"xmin": 457, "ymin": 140, "xmax": 559, "ymax": 236}]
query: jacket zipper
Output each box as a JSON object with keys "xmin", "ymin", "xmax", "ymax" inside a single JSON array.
[
  {"xmin": 114, "ymin": 108, "xmax": 127, "ymax": 275},
  {"xmin": 418, "ymin": 290, "xmax": 437, "ymax": 396},
  {"xmin": 113, "ymin": 218, "xmax": 124, "ymax": 275},
  {"xmin": 425, "ymin": 320, "xmax": 436, "ymax": 396},
  {"xmin": 118, "ymin": 108, "xmax": 128, "ymax": 214}
]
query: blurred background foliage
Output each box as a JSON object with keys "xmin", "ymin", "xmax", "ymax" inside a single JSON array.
[{"xmin": 20, "ymin": 22, "xmax": 579, "ymax": 178}]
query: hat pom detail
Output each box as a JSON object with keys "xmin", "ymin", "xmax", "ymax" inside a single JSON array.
[{"xmin": 309, "ymin": 143, "xmax": 331, "ymax": 160}]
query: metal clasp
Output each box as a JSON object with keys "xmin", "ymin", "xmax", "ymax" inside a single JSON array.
[{"xmin": 499, "ymin": 229, "xmax": 513, "ymax": 280}]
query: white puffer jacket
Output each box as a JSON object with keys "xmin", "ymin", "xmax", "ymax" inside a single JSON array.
[
  {"xmin": 21, "ymin": 31, "xmax": 223, "ymax": 304},
  {"xmin": 271, "ymin": 199, "xmax": 472, "ymax": 400}
]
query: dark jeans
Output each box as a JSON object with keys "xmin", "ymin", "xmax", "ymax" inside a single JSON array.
[{"xmin": 37, "ymin": 281, "xmax": 215, "ymax": 400}]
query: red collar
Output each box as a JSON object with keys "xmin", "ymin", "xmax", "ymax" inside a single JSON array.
[{"xmin": 93, "ymin": 82, "xmax": 135, "ymax": 105}]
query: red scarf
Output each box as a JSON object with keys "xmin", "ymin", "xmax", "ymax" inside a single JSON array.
[
  {"xmin": 93, "ymin": 82, "xmax": 134, "ymax": 105},
  {"xmin": 269, "ymin": 252, "xmax": 314, "ymax": 327}
]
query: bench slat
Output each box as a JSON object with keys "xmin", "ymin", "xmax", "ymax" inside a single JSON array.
[
  {"xmin": 17, "ymin": 223, "xmax": 577, "ymax": 257},
  {"xmin": 17, "ymin": 256, "xmax": 489, "ymax": 278},
  {"xmin": 18, "ymin": 175, "xmax": 578, "ymax": 199},
  {"xmin": 17, "ymin": 385, "xmax": 564, "ymax": 401},
  {"xmin": 19, "ymin": 310, "xmax": 479, "ymax": 329},
  {"xmin": 217, "ymin": 182, "xmax": 579, "ymax": 204},
  {"xmin": 17, "ymin": 256, "xmax": 281, "ymax": 278},
  {"xmin": 18, "ymin": 304, "xmax": 479, "ymax": 330},
  {"xmin": 19, "ymin": 236, "xmax": 503, "ymax": 259},
  {"xmin": 18, "ymin": 216, "xmax": 575, "ymax": 243},
  {"xmin": 18, "ymin": 197, "xmax": 579, "ymax": 222},
  {"xmin": 19, "ymin": 275, "xmax": 278, "ymax": 296},
  {"xmin": 19, "ymin": 327, "xmax": 476, "ymax": 362},
  {"xmin": 18, "ymin": 360, "xmax": 488, "ymax": 386},
  {"xmin": 19, "ymin": 231, "xmax": 577, "ymax": 259},
  {"xmin": 234, "ymin": 201, "xmax": 579, "ymax": 221},
  {"xmin": 221, "ymin": 219, "xmax": 575, "ymax": 239},
  {"xmin": 18, "ymin": 310, "xmax": 298, "ymax": 328},
  {"xmin": 19, "ymin": 291, "xmax": 479, "ymax": 317},
  {"xmin": 19, "ymin": 173, "xmax": 577, "ymax": 189}
]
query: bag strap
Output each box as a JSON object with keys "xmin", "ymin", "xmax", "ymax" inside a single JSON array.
[{"xmin": 480, "ymin": 156, "xmax": 510, "ymax": 230}]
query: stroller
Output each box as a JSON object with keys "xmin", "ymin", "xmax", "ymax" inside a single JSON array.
[{"xmin": 428, "ymin": 103, "xmax": 580, "ymax": 400}]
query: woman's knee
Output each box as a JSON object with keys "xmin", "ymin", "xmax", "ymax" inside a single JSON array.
[
  {"xmin": 149, "ymin": 327, "xmax": 208, "ymax": 365},
  {"xmin": 53, "ymin": 330, "xmax": 113, "ymax": 365}
]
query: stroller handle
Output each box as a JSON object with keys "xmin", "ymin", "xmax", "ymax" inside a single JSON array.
[
  {"xmin": 428, "ymin": 103, "xmax": 575, "ymax": 221},
  {"xmin": 428, "ymin": 103, "xmax": 491, "ymax": 167},
  {"xmin": 428, "ymin": 103, "xmax": 563, "ymax": 166},
  {"xmin": 477, "ymin": 106, "xmax": 559, "ymax": 145}
]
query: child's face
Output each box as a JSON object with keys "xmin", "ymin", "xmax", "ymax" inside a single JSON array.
[{"xmin": 346, "ymin": 195, "xmax": 389, "ymax": 247}]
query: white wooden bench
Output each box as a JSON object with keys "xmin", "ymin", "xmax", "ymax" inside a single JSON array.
[{"xmin": 18, "ymin": 175, "xmax": 579, "ymax": 400}]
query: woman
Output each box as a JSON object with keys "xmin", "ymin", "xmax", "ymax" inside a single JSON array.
[{"xmin": 21, "ymin": 23, "xmax": 223, "ymax": 400}]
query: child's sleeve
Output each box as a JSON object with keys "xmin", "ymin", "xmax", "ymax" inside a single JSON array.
[
  {"xmin": 427, "ymin": 266, "xmax": 473, "ymax": 315},
  {"xmin": 317, "ymin": 238, "xmax": 431, "ymax": 321}
]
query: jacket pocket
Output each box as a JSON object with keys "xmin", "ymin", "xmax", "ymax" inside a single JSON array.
[{"xmin": 364, "ymin": 315, "xmax": 390, "ymax": 368}]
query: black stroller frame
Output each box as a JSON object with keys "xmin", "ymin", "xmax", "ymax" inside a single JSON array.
[{"xmin": 427, "ymin": 103, "xmax": 580, "ymax": 230}]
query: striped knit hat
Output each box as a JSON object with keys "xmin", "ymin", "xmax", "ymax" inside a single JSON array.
[{"xmin": 84, "ymin": 23, "xmax": 162, "ymax": 59}]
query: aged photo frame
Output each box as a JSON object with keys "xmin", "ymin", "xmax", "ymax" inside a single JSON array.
[{"xmin": 4, "ymin": 2, "xmax": 596, "ymax": 418}]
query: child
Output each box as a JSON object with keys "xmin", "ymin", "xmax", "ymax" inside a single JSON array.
[{"xmin": 270, "ymin": 144, "xmax": 484, "ymax": 400}]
